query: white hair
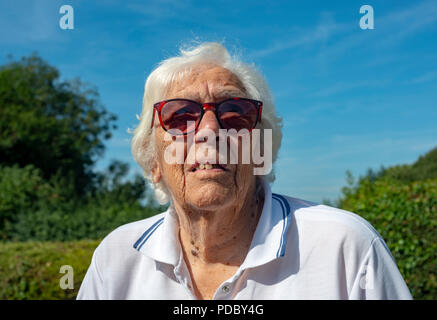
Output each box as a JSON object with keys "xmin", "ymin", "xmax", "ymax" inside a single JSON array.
[{"xmin": 131, "ymin": 42, "xmax": 283, "ymax": 204}]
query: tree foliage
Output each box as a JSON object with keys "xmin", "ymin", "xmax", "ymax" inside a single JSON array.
[
  {"xmin": 0, "ymin": 54, "xmax": 162, "ymax": 242},
  {"xmin": 0, "ymin": 54, "xmax": 117, "ymax": 193},
  {"xmin": 382, "ymin": 147, "xmax": 437, "ymax": 183},
  {"xmin": 336, "ymin": 147, "xmax": 437, "ymax": 299}
]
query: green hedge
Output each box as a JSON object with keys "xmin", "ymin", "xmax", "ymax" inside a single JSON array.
[
  {"xmin": 0, "ymin": 239, "xmax": 99, "ymax": 299},
  {"xmin": 338, "ymin": 177, "xmax": 437, "ymax": 299},
  {"xmin": 9, "ymin": 201, "xmax": 159, "ymax": 242},
  {"xmin": 0, "ymin": 164, "xmax": 162, "ymax": 242}
]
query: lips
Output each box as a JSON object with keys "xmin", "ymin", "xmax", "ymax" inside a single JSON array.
[{"xmin": 189, "ymin": 162, "xmax": 228, "ymax": 172}]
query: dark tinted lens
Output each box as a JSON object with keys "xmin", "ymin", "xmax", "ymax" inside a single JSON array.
[
  {"xmin": 217, "ymin": 99, "xmax": 258, "ymax": 131},
  {"xmin": 161, "ymin": 100, "xmax": 201, "ymax": 134}
]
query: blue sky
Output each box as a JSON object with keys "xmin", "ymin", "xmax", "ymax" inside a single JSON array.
[{"xmin": 1, "ymin": 0, "xmax": 436, "ymax": 203}]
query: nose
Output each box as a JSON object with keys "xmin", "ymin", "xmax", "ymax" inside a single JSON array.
[
  {"xmin": 195, "ymin": 109, "xmax": 220, "ymax": 143},
  {"xmin": 197, "ymin": 109, "xmax": 220, "ymax": 133}
]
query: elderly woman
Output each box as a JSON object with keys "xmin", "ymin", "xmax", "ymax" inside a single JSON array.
[{"xmin": 78, "ymin": 42, "xmax": 411, "ymax": 300}]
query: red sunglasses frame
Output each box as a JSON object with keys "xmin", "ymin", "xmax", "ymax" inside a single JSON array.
[{"xmin": 151, "ymin": 97, "xmax": 263, "ymax": 135}]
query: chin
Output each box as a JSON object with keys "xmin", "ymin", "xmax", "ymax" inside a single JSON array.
[{"xmin": 188, "ymin": 183, "xmax": 234, "ymax": 210}]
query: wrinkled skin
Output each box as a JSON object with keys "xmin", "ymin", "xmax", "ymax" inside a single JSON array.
[{"xmin": 151, "ymin": 64, "xmax": 264, "ymax": 299}]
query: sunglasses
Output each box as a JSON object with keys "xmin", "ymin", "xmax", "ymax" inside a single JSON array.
[{"xmin": 151, "ymin": 97, "xmax": 263, "ymax": 135}]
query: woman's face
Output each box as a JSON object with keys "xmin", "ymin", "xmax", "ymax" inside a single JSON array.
[{"xmin": 151, "ymin": 64, "xmax": 257, "ymax": 212}]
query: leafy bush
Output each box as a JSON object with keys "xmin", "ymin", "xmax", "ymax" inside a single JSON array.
[
  {"xmin": 0, "ymin": 239, "xmax": 100, "ymax": 299},
  {"xmin": 0, "ymin": 163, "xmax": 163, "ymax": 242},
  {"xmin": 337, "ymin": 175, "xmax": 437, "ymax": 299},
  {"xmin": 0, "ymin": 164, "xmax": 64, "ymax": 239},
  {"xmin": 6, "ymin": 198, "xmax": 162, "ymax": 243},
  {"xmin": 382, "ymin": 147, "xmax": 437, "ymax": 183},
  {"xmin": 9, "ymin": 201, "xmax": 159, "ymax": 242}
]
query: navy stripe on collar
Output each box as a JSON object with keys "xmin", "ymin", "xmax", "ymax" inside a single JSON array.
[
  {"xmin": 133, "ymin": 217, "xmax": 165, "ymax": 251},
  {"xmin": 272, "ymin": 194, "xmax": 291, "ymax": 258}
]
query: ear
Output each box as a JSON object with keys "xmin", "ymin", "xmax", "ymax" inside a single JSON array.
[{"xmin": 151, "ymin": 162, "xmax": 162, "ymax": 184}]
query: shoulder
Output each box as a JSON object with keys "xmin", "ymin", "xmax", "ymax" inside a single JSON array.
[
  {"xmin": 273, "ymin": 193, "xmax": 382, "ymax": 250},
  {"xmin": 92, "ymin": 212, "xmax": 166, "ymax": 262}
]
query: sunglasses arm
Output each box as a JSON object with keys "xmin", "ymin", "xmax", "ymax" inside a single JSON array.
[
  {"xmin": 258, "ymin": 104, "xmax": 263, "ymax": 124},
  {"xmin": 150, "ymin": 107, "xmax": 156, "ymax": 129}
]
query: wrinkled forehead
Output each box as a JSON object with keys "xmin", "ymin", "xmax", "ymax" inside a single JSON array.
[{"xmin": 165, "ymin": 64, "xmax": 247, "ymax": 101}]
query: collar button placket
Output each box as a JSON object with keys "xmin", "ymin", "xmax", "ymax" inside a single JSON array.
[
  {"xmin": 222, "ymin": 284, "xmax": 231, "ymax": 294},
  {"xmin": 174, "ymin": 261, "xmax": 196, "ymax": 299}
]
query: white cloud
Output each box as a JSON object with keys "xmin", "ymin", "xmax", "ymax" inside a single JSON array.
[
  {"xmin": 317, "ymin": 0, "xmax": 437, "ymax": 61},
  {"xmin": 250, "ymin": 16, "xmax": 347, "ymax": 58},
  {"xmin": 407, "ymin": 70, "xmax": 437, "ymax": 84}
]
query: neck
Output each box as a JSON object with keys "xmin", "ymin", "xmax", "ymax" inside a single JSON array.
[{"xmin": 175, "ymin": 179, "xmax": 264, "ymax": 266}]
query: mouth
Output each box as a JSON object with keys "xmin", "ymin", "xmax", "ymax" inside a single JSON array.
[{"xmin": 189, "ymin": 162, "xmax": 228, "ymax": 172}]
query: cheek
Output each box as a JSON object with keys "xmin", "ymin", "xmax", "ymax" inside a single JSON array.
[
  {"xmin": 234, "ymin": 136, "xmax": 256, "ymax": 195},
  {"xmin": 234, "ymin": 135, "xmax": 255, "ymax": 187},
  {"xmin": 155, "ymin": 133, "xmax": 188, "ymax": 198}
]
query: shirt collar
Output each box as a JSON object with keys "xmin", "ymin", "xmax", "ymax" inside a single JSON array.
[{"xmin": 135, "ymin": 178, "xmax": 292, "ymax": 270}]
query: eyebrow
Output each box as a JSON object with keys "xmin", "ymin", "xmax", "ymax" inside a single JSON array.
[
  {"xmin": 169, "ymin": 88, "xmax": 246, "ymax": 102},
  {"xmin": 212, "ymin": 89, "xmax": 246, "ymax": 100}
]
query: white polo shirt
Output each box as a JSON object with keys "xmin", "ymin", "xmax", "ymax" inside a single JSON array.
[{"xmin": 77, "ymin": 180, "xmax": 412, "ymax": 300}]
